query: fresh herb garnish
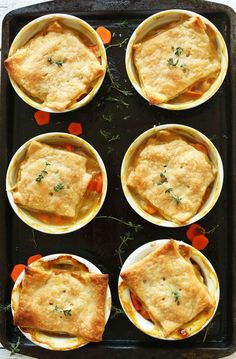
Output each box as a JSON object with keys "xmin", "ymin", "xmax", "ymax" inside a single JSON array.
[
  {"xmin": 165, "ymin": 188, "xmax": 182, "ymax": 204},
  {"xmin": 157, "ymin": 172, "xmax": 168, "ymax": 186},
  {"xmin": 95, "ymin": 216, "xmax": 142, "ymax": 232},
  {"xmin": 172, "ymin": 290, "xmax": 181, "ymax": 303},
  {"xmin": 31, "ymin": 229, "xmax": 37, "ymax": 249},
  {"xmin": 54, "ymin": 183, "xmax": 65, "ymax": 192},
  {"xmin": 106, "ymin": 37, "xmax": 128, "ymax": 51},
  {"xmin": 47, "ymin": 56, "xmax": 64, "ymax": 66},
  {"xmin": 167, "ymin": 46, "xmax": 185, "ymax": 69},
  {"xmin": 106, "ymin": 96, "xmax": 129, "ymax": 107},
  {"xmin": 54, "ymin": 305, "xmax": 72, "ymax": 316},
  {"xmin": 0, "ymin": 303, "xmax": 11, "ymax": 312},
  {"xmin": 111, "ymin": 305, "xmax": 124, "ymax": 319},
  {"xmin": 114, "ymin": 19, "xmax": 129, "ymax": 27},
  {"xmin": 10, "ymin": 336, "xmax": 20, "ymax": 356},
  {"xmin": 175, "ymin": 47, "xmax": 183, "ymax": 57},
  {"xmin": 115, "ymin": 231, "xmax": 134, "ymax": 266},
  {"xmin": 197, "ymin": 224, "xmax": 220, "ymax": 235},
  {"xmin": 202, "ymin": 311, "xmax": 220, "ymax": 342},
  {"xmin": 100, "ymin": 129, "xmax": 120, "ymax": 142},
  {"xmin": 123, "ymin": 115, "xmax": 131, "ymax": 120},
  {"xmin": 167, "ymin": 57, "xmax": 179, "ymax": 67},
  {"xmin": 102, "ymin": 114, "xmax": 113, "ymax": 123},
  {"xmin": 35, "ymin": 162, "xmax": 51, "ymax": 182},
  {"xmin": 107, "ymin": 146, "xmax": 114, "ymax": 154},
  {"xmin": 106, "ymin": 65, "xmax": 133, "ymax": 96}
]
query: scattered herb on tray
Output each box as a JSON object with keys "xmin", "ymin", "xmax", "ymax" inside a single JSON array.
[
  {"xmin": 54, "ymin": 183, "xmax": 65, "ymax": 192},
  {"xmin": 106, "ymin": 65, "xmax": 132, "ymax": 96},
  {"xmin": 202, "ymin": 311, "xmax": 220, "ymax": 342},
  {"xmin": 123, "ymin": 115, "xmax": 131, "ymax": 120},
  {"xmin": 114, "ymin": 19, "xmax": 129, "ymax": 27},
  {"xmin": 209, "ymin": 134, "xmax": 218, "ymax": 141},
  {"xmin": 106, "ymin": 96, "xmax": 129, "ymax": 108},
  {"xmin": 100, "ymin": 129, "xmax": 120, "ymax": 142},
  {"xmin": 35, "ymin": 162, "xmax": 51, "ymax": 182},
  {"xmin": 107, "ymin": 146, "xmax": 114, "ymax": 154},
  {"xmin": 31, "ymin": 229, "xmax": 38, "ymax": 249},
  {"xmin": 0, "ymin": 303, "xmax": 11, "ymax": 312},
  {"xmin": 165, "ymin": 188, "xmax": 182, "ymax": 204},
  {"xmin": 115, "ymin": 231, "xmax": 134, "ymax": 266},
  {"xmin": 106, "ymin": 37, "xmax": 128, "ymax": 51},
  {"xmin": 111, "ymin": 305, "xmax": 124, "ymax": 319},
  {"xmin": 95, "ymin": 216, "xmax": 142, "ymax": 232},
  {"xmin": 102, "ymin": 114, "xmax": 113, "ymax": 123},
  {"xmin": 10, "ymin": 336, "xmax": 21, "ymax": 356}
]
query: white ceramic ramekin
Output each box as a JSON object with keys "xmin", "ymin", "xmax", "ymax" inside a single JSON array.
[
  {"xmin": 6, "ymin": 132, "xmax": 108, "ymax": 234},
  {"xmin": 5, "ymin": 13, "xmax": 107, "ymax": 113},
  {"xmin": 118, "ymin": 239, "xmax": 219, "ymax": 340},
  {"xmin": 125, "ymin": 9, "xmax": 228, "ymax": 110},
  {"xmin": 11, "ymin": 253, "xmax": 111, "ymax": 351},
  {"xmin": 121, "ymin": 124, "xmax": 223, "ymax": 227}
]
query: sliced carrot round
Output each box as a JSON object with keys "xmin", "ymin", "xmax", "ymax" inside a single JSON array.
[
  {"xmin": 87, "ymin": 177, "xmax": 98, "ymax": 191},
  {"xmin": 95, "ymin": 174, "xmax": 103, "ymax": 194},
  {"xmin": 27, "ymin": 254, "xmax": 42, "ymax": 266},
  {"xmin": 186, "ymin": 223, "xmax": 205, "ymax": 242},
  {"xmin": 11, "ymin": 264, "xmax": 26, "ymax": 282},
  {"xmin": 36, "ymin": 213, "xmax": 50, "ymax": 224},
  {"xmin": 68, "ymin": 122, "xmax": 83, "ymax": 136},
  {"xmin": 192, "ymin": 234, "xmax": 209, "ymax": 250},
  {"xmin": 34, "ymin": 111, "xmax": 50, "ymax": 126},
  {"xmin": 64, "ymin": 143, "xmax": 74, "ymax": 152},
  {"xmin": 192, "ymin": 143, "xmax": 208, "ymax": 156},
  {"xmin": 96, "ymin": 26, "xmax": 112, "ymax": 45}
]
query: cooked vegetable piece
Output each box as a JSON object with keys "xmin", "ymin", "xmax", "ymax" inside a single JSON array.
[
  {"xmin": 192, "ymin": 234, "xmax": 209, "ymax": 250},
  {"xmin": 95, "ymin": 174, "xmax": 103, "ymax": 193},
  {"xmin": 185, "ymin": 89, "xmax": 203, "ymax": 98},
  {"xmin": 96, "ymin": 26, "xmax": 112, "ymax": 45},
  {"xmin": 130, "ymin": 292, "xmax": 151, "ymax": 320},
  {"xmin": 34, "ymin": 111, "xmax": 50, "ymax": 126},
  {"xmin": 192, "ymin": 143, "xmax": 208, "ymax": 155},
  {"xmin": 68, "ymin": 122, "xmax": 83, "ymax": 136},
  {"xmin": 11, "ymin": 264, "xmax": 25, "ymax": 282},
  {"xmin": 144, "ymin": 204, "xmax": 157, "ymax": 215},
  {"xmin": 27, "ymin": 254, "xmax": 42, "ymax": 265},
  {"xmin": 186, "ymin": 223, "xmax": 205, "ymax": 241},
  {"xmin": 87, "ymin": 177, "xmax": 98, "ymax": 191},
  {"xmin": 64, "ymin": 144, "xmax": 74, "ymax": 152},
  {"xmin": 36, "ymin": 213, "xmax": 50, "ymax": 223}
]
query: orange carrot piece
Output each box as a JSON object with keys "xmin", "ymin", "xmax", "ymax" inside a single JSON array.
[
  {"xmin": 54, "ymin": 215, "xmax": 64, "ymax": 225},
  {"xmin": 186, "ymin": 223, "xmax": 205, "ymax": 241},
  {"xmin": 11, "ymin": 264, "xmax": 25, "ymax": 282},
  {"xmin": 192, "ymin": 143, "xmax": 208, "ymax": 156},
  {"xmin": 192, "ymin": 234, "xmax": 209, "ymax": 250},
  {"xmin": 68, "ymin": 122, "xmax": 83, "ymax": 136},
  {"xmin": 95, "ymin": 174, "xmax": 103, "ymax": 194},
  {"xmin": 130, "ymin": 292, "xmax": 142, "ymax": 312},
  {"xmin": 89, "ymin": 45, "xmax": 98, "ymax": 56},
  {"xmin": 27, "ymin": 254, "xmax": 42, "ymax": 265},
  {"xmin": 34, "ymin": 111, "xmax": 50, "ymax": 126},
  {"xmin": 139, "ymin": 309, "xmax": 151, "ymax": 321},
  {"xmin": 87, "ymin": 177, "xmax": 98, "ymax": 191},
  {"xmin": 36, "ymin": 213, "xmax": 50, "ymax": 224},
  {"xmin": 64, "ymin": 143, "xmax": 74, "ymax": 152},
  {"xmin": 96, "ymin": 26, "xmax": 112, "ymax": 45},
  {"xmin": 185, "ymin": 89, "xmax": 203, "ymax": 98},
  {"xmin": 144, "ymin": 204, "xmax": 157, "ymax": 215}
]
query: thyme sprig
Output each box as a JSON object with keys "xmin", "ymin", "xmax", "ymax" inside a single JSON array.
[
  {"xmin": 106, "ymin": 37, "xmax": 128, "ymax": 51},
  {"xmin": 157, "ymin": 172, "xmax": 168, "ymax": 186},
  {"xmin": 172, "ymin": 290, "xmax": 181, "ymax": 304},
  {"xmin": 202, "ymin": 312, "xmax": 220, "ymax": 342},
  {"xmin": 111, "ymin": 305, "xmax": 124, "ymax": 319},
  {"xmin": 100, "ymin": 130, "xmax": 120, "ymax": 142},
  {"xmin": 54, "ymin": 183, "xmax": 65, "ymax": 192},
  {"xmin": 197, "ymin": 224, "xmax": 220, "ymax": 235},
  {"xmin": 35, "ymin": 162, "xmax": 51, "ymax": 182},
  {"xmin": 10, "ymin": 336, "xmax": 20, "ymax": 356},
  {"xmin": 106, "ymin": 96, "xmax": 129, "ymax": 107},
  {"xmin": 95, "ymin": 216, "xmax": 142, "ymax": 232},
  {"xmin": 114, "ymin": 19, "xmax": 129, "ymax": 27},
  {"xmin": 106, "ymin": 65, "xmax": 133, "ymax": 96},
  {"xmin": 48, "ymin": 56, "xmax": 64, "ymax": 67},
  {"xmin": 115, "ymin": 231, "xmax": 134, "ymax": 266},
  {"xmin": 167, "ymin": 46, "xmax": 185, "ymax": 69},
  {"xmin": 0, "ymin": 303, "xmax": 11, "ymax": 312},
  {"xmin": 54, "ymin": 305, "xmax": 72, "ymax": 316},
  {"xmin": 102, "ymin": 114, "xmax": 113, "ymax": 123},
  {"xmin": 165, "ymin": 188, "xmax": 182, "ymax": 205}
]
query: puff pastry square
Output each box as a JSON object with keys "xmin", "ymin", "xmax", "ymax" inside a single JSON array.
[
  {"xmin": 5, "ymin": 21, "xmax": 104, "ymax": 111},
  {"xmin": 14, "ymin": 266, "xmax": 108, "ymax": 341},
  {"xmin": 121, "ymin": 240, "xmax": 213, "ymax": 337},
  {"xmin": 12, "ymin": 141, "xmax": 92, "ymax": 217},
  {"xmin": 133, "ymin": 16, "xmax": 221, "ymax": 104},
  {"xmin": 127, "ymin": 130, "xmax": 216, "ymax": 224}
]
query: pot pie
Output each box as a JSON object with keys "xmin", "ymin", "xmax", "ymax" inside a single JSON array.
[
  {"xmin": 126, "ymin": 130, "xmax": 217, "ymax": 224},
  {"xmin": 4, "ymin": 20, "xmax": 105, "ymax": 111},
  {"xmin": 13, "ymin": 255, "xmax": 109, "ymax": 343},
  {"xmin": 11, "ymin": 140, "xmax": 103, "ymax": 226},
  {"xmin": 133, "ymin": 16, "xmax": 221, "ymax": 105},
  {"xmin": 120, "ymin": 240, "xmax": 214, "ymax": 338}
]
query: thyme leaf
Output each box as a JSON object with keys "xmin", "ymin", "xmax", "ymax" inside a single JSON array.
[
  {"xmin": 102, "ymin": 114, "xmax": 113, "ymax": 123},
  {"xmin": 95, "ymin": 216, "xmax": 142, "ymax": 232},
  {"xmin": 106, "ymin": 96, "xmax": 129, "ymax": 107},
  {"xmin": 100, "ymin": 130, "xmax": 120, "ymax": 143},
  {"xmin": 10, "ymin": 336, "xmax": 20, "ymax": 356},
  {"xmin": 35, "ymin": 162, "xmax": 51, "ymax": 182},
  {"xmin": 54, "ymin": 183, "xmax": 64, "ymax": 192},
  {"xmin": 107, "ymin": 146, "xmax": 114, "ymax": 154},
  {"xmin": 54, "ymin": 305, "xmax": 72, "ymax": 316},
  {"xmin": 114, "ymin": 19, "xmax": 128, "ymax": 27},
  {"xmin": 197, "ymin": 224, "xmax": 220, "ymax": 235},
  {"xmin": 175, "ymin": 46, "xmax": 183, "ymax": 56},
  {"xmin": 47, "ymin": 56, "xmax": 64, "ymax": 66},
  {"xmin": 106, "ymin": 37, "xmax": 128, "ymax": 51},
  {"xmin": 157, "ymin": 172, "xmax": 168, "ymax": 186},
  {"xmin": 115, "ymin": 231, "xmax": 134, "ymax": 266},
  {"xmin": 165, "ymin": 188, "xmax": 182, "ymax": 204},
  {"xmin": 111, "ymin": 305, "xmax": 124, "ymax": 319},
  {"xmin": 172, "ymin": 290, "xmax": 181, "ymax": 303},
  {"xmin": 167, "ymin": 57, "xmax": 179, "ymax": 67},
  {"xmin": 106, "ymin": 65, "xmax": 133, "ymax": 96},
  {"xmin": 0, "ymin": 303, "xmax": 11, "ymax": 312}
]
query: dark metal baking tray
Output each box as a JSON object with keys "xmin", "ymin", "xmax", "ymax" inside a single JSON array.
[{"xmin": 0, "ymin": 0, "xmax": 235, "ymax": 358}]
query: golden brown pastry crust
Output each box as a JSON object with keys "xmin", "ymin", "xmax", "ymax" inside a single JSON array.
[
  {"xmin": 12, "ymin": 140, "xmax": 92, "ymax": 218},
  {"xmin": 133, "ymin": 16, "xmax": 221, "ymax": 104},
  {"xmin": 14, "ymin": 266, "xmax": 108, "ymax": 342},
  {"xmin": 121, "ymin": 240, "xmax": 213, "ymax": 337},
  {"xmin": 5, "ymin": 21, "xmax": 104, "ymax": 111},
  {"xmin": 127, "ymin": 130, "xmax": 216, "ymax": 224}
]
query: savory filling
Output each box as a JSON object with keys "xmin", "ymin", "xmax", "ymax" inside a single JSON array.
[
  {"xmin": 12, "ymin": 140, "xmax": 103, "ymax": 226},
  {"xmin": 121, "ymin": 240, "xmax": 214, "ymax": 338},
  {"xmin": 133, "ymin": 15, "xmax": 221, "ymax": 105},
  {"xmin": 126, "ymin": 130, "xmax": 217, "ymax": 224},
  {"xmin": 13, "ymin": 256, "xmax": 109, "ymax": 342},
  {"xmin": 5, "ymin": 21, "xmax": 105, "ymax": 111}
]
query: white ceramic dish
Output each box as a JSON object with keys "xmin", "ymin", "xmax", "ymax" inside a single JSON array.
[
  {"xmin": 125, "ymin": 9, "xmax": 228, "ymax": 110},
  {"xmin": 118, "ymin": 239, "xmax": 219, "ymax": 340},
  {"xmin": 11, "ymin": 253, "xmax": 112, "ymax": 351},
  {"xmin": 6, "ymin": 13, "xmax": 107, "ymax": 113},
  {"xmin": 121, "ymin": 124, "xmax": 224, "ymax": 227},
  {"xmin": 6, "ymin": 132, "xmax": 108, "ymax": 234}
]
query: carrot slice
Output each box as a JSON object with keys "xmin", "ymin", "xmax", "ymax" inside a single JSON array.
[
  {"xmin": 192, "ymin": 143, "xmax": 208, "ymax": 156},
  {"xmin": 89, "ymin": 45, "xmax": 99, "ymax": 56},
  {"xmin": 96, "ymin": 26, "xmax": 112, "ymax": 45},
  {"xmin": 36, "ymin": 213, "xmax": 50, "ymax": 224},
  {"xmin": 68, "ymin": 122, "xmax": 83, "ymax": 136},
  {"xmin": 185, "ymin": 89, "xmax": 203, "ymax": 98},
  {"xmin": 130, "ymin": 292, "xmax": 142, "ymax": 312},
  {"xmin": 144, "ymin": 204, "xmax": 157, "ymax": 215},
  {"xmin": 95, "ymin": 174, "xmax": 103, "ymax": 194},
  {"xmin": 11, "ymin": 264, "xmax": 25, "ymax": 282},
  {"xmin": 27, "ymin": 254, "xmax": 42, "ymax": 265},
  {"xmin": 139, "ymin": 309, "xmax": 151, "ymax": 321},
  {"xmin": 64, "ymin": 143, "xmax": 74, "ymax": 152},
  {"xmin": 192, "ymin": 234, "xmax": 209, "ymax": 250},
  {"xmin": 87, "ymin": 177, "xmax": 98, "ymax": 191},
  {"xmin": 186, "ymin": 223, "xmax": 205, "ymax": 241},
  {"xmin": 34, "ymin": 111, "xmax": 50, "ymax": 126}
]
